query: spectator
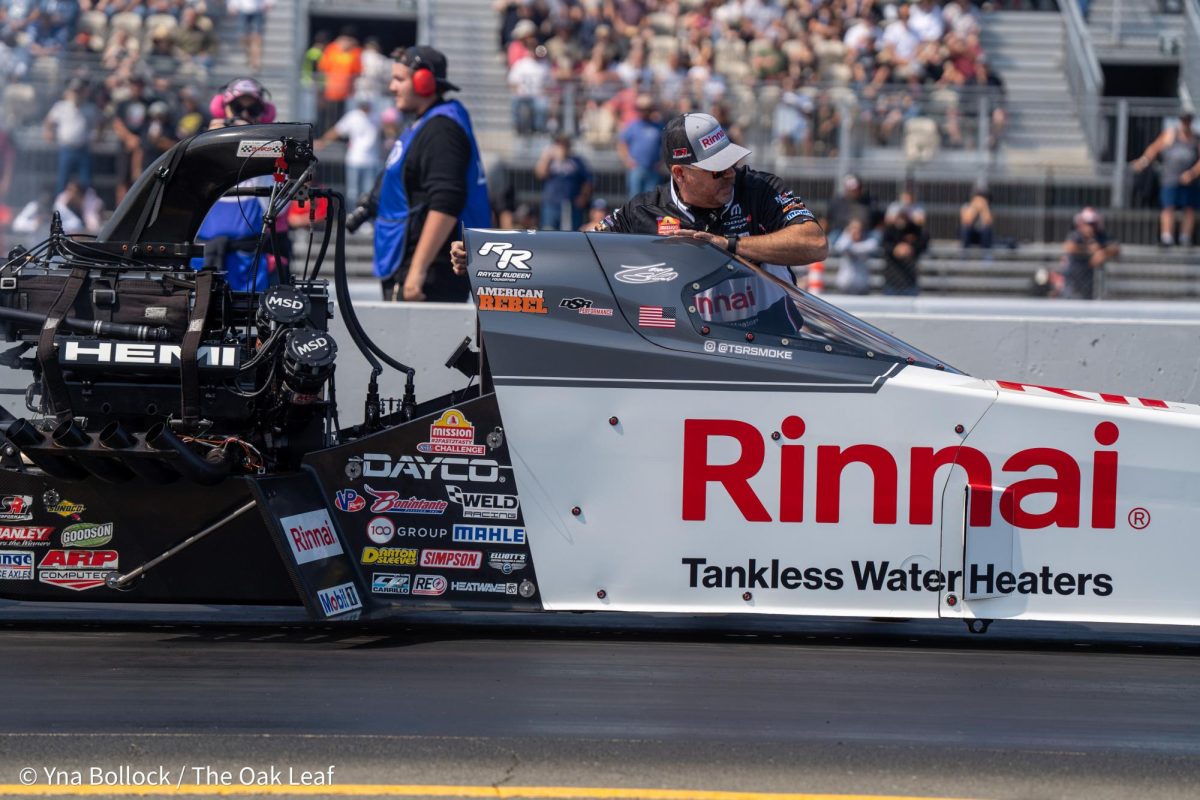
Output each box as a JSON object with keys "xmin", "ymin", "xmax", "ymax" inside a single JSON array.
[
  {"xmin": 581, "ymin": 196, "xmax": 608, "ymax": 232},
  {"xmin": 1135, "ymin": 111, "xmax": 1200, "ymax": 247},
  {"xmin": 908, "ymin": 0, "xmax": 946, "ymax": 43},
  {"xmin": 141, "ymin": 100, "xmax": 176, "ymax": 169},
  {"xmin": 881, "ymin": 204, "xmax": 928, "ymax": 296},
  {"xmin": 616, "ymin": 94, "xmax": 662, "ymax": 196},
  {"xmin": 101, "ymin": 27, "xmax": 138, "ymax": 71},
  {"xmin": 825, "ymin": 174, "xmax": 878, "ymax": 242},
  {"xmin": 145, "ymin": 25, "xmax": 176, "ymax": 74},
  {"xmin": 174, "ymin": 85, "xmax": 209, "ymax": 138},
  {"xmin": 536, "ymin": 133, "xmax": 593, "ymax": 231},
  {"xmin": 173, "ymin": 7, "xmax": 216, "ymax": 79},
  {"xmin": 43, "ymin": 79, "xmax": 96, "ymax": 194},
  {"xmin": 507, "ymin": 18, "xmax": 539, "ymax": 68},
  {"xmin": 832, "ymin": 218, "xmax": 878, "ymax": 295},
  {"xmin": 1062, "ymin": 207, "xmax": 1119, "ymax": 300},
  {"xmin": 959, "ymin": 187, "xmax": 994, "ymax": 252},
  {"xmin": 886, "ymin": 187, "xmax": 927, "ymax": 227},
  {"xmin": 299, "ymin": 30, "xmax": 329, "ymax": 123},
  {"xmin": 30, "ymin": 0, "xmax": 77, "ymax": 57},
  {"xmin": 358, "ymin": 37, "xmax": 391, "ymax": 110},
  {"xmin": 53, "ymin": 179, "xmax": 104, "ymax": 235},
  {"xmin": 508, "ymin": 43, "xmax": 553, "ymax": 134},
  {"xmin": 318, "ymin": 28, "xmax": 363, "ymax": 128},
  {"xmin": 0, "ymin": 121, "xmax": 13, "ymax": 214},
  {"xmin": 315, "ymin": 97, "xmax": 380, "ymax": 206},
  {"xmin": 774, "ymin": 78, "xmax": 814, "ymax": 157},
  {"xmin": 111, "ymin": 75, "xmax": 151, "ymax": 204},
  {"xmin": 227, "ymin": 0, "xmax": 271, "ymax": 73}
]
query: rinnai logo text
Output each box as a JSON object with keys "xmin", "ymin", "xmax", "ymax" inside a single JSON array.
[
  {"xmin": 280, "ymin": 509, "xmax": 344, "ymax": 565},
  {"xmin": 0, "ymin": 526, "xmax": 52, "ymax": 544},
  {"xmin": 38, "ymin": 549, "xmax": 118, "ymax": 591},
  {"xmin": 0, "ymin": 495, "xmax": 33, "ymax": 522},
  {"xmin": 60, "ymin": 341, "xmax": 239, "ymax": 369},
  {"xmin": 476, "ymin": 286, "xmax": 547, "ymax": 315},
  {"xmin": 417, "ymin": 410, "xmax": 487, "ymax": 455},
  {"xmin": 419, "ymin": 549, "xmax": 482, "ymax": 569},
  {"xmin": 0, "ymin": 550, "xmax": 33, "ymax": 580},
  {"xmin": 317, "ymin": 582, "xmax": 362, "ymax": 617},
  {"xmin": 447, "ymin": 487, "xmax": 520, "ymax": 520},
  {"xmin": 682, "ymin": 417, "xmax": 1125, "ymax": 530},
  {"xmin": 357, "ymin": 454, "xmax": 509, "ymax": 484},
  {"xmin": 453, "ymin": 525, "xmax": 527, "ymax": 544},
  {"xmin": 364, "ymin": 485, "xmax": 449, "ymax": 514},
  {"xmin": 699, "ymin": 129, "xmax": 727, "ymax": 150}
]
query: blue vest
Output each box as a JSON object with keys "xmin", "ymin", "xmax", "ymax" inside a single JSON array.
[
  {"xmin": 374, "ymin": 100, "xmax": 490, "ymax": 280},
  {"xmin": 191, "ymin": 192, "xmax": 270, "ymax": 292}
]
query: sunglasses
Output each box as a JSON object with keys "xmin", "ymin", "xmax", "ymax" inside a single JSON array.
[{"xmin": 685, "ymin": 164, "xmax": 735, "ymax": 180}]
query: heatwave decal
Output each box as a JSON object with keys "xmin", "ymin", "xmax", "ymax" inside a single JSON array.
[
  {"xmin": 476, "ymin": 286, "xmax": 547, "ymax": 314},
  {"xmin": 0, "ymin": 495, "xmax": 33, "ymax": 522},
  {"xmin": 0, "ymin": 550, "xmax": 33, "ymax": 580},
  {"xmin": 682, "ymin": 417, "xmax": 1127, "ymax": 530},
  {"xmin": 451, "ymin": 581, "xmax": 518, "ymax": 595},
  {"xmin": 316, "ymin": 582, "xmax": 362, "ymax": 617},
  {"xmin": 279, "ymin": 509, "xmax": 343, "ymax": 565},
  {"xmin": 446, "ymin": 487, "xmax": 520, "ymax": 520},
  {"xmin": 38, "ymin": 549, "xmax": 118, "ymax": 591},
  {"xmin": 681, "ymin": 558, "xmax": 1114, "ymax": 597},
  {"xmin": 417, "ymin": 410, "xmax": 487, "ymax": 455},
  {"xmin": 364, "ymin": 485, "xmax": 449, "ymax": 515},
  {"xmin": 0, "ymin": 526, "xmax": 52, "ymax": 544},
  {"xmin": 419, "ymin": 549, "xmax": 482, "ymax": 569}
]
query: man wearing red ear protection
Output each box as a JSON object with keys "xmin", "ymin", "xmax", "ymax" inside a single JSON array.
[{"xmin": 373, "ymin": 46, "xmax": 490, "ymax": 302}]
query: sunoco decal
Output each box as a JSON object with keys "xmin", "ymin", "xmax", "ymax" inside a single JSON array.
[
  {"xmin": 682, "ymin": 558, "xmax": 1114, "ymax": 597},
  {"xmin": 45, "ymin": 498, "xmax": 85, "ymax": 519},
  {"xmin": 316, "ymin": 582, "xmax": 362, "ymax": 617},
  {"xmin": 280, "ymin": 509, "xmax": 344, "ymax": 565},
  {"xmin": 417, "ymin": 410, "xmax": 487, "ymax": 455},
  {"xmin": 38, "ymin": 549, "xmax": 118, "ymax": 591},
  {"xmin": 0, "ymin": 495, "xmax": 33, "ymax": 522},
  {"xmin": 0, "ymin": 526, "xmax": 52, "ymax": 545},
  {"xmin": 60, "ymin": 522, "xmax": 114, "ymax": 548},
  {"xmin": 0, "ymin": 550, "xmax": 33, "ymax": 580},
  {"xmin": 453, "ymin": 524, "xmax": 526, "ymax": 544},
  {"xmin": 446, "ymin": 487, "xmax": 520, "ymax": 520}
]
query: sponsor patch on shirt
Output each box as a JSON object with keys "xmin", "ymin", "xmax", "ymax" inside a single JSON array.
[{"xmin": 657, "ymin": 216, "xmax": 681, "ymax": 235}]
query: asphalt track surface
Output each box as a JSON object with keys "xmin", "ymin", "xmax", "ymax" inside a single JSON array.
[{"xmin": 0, "ymin": 604, "xmax": 1198, "ymax": 800}]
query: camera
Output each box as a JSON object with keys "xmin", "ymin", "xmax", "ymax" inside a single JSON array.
[{"xmin": 346, "ymin": 191, "xmax": 377, "ymax": 233}]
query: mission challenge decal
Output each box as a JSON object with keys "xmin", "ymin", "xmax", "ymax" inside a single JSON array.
[{"xmin": 682, "ymin": 558, "xmax": 1115, "ymax": 597}]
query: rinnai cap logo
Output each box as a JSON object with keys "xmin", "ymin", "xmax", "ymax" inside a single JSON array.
[{"xmin": 662, "ymin": 113, "xmax": 752, "ymax": 172}]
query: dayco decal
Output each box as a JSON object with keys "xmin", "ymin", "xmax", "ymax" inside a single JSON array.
[
  {"xmin": 361, "ymin": 546, "xmax": 418, "ymax": 566},
  {"xmin": 453, "ymin": 524, "xmax": 527, "ymax": 544},
  {"xmin": 488, "ymin": 552, "xmax": 528, "ymax": 574},
  {"xmin": 703, "ymin": 341, "xmax": 793, "ymax": 361},
  {"xmin": 451, "ymin": 581, "xmax": 518, "ymax": 595},
  {"xmin": 0, "ymin": 526, "xmax": 53, "ymax": 544},
  {"xmin": 614, "ymin": 263, "xmax": 678, "ymax": 284},
  {"xmin": 354, "ymin": 454, "xmax": 510, "ymax": 483},
  {"xmin": 334, "ymin": 489, "xmax": 367, "ymax": 513},
  {"xmin": 559, "ymin": 297, "xmax": 614, "ymax": 317},
  {"xmin": 412, "ymin": 574, "xmax": 448, "ymax": 596},
  {"xmin": 419, "ymin": 549, "xmax": 482, "ymax": 569},
  {"xmin": 371, "ymin": 573, "xmax": 411, "ymax": 595},
  {"xmin": 683, "ymin": 417, "xmax": 1127, "ymax": 530},
  {"xmin": 476, "ymin": 286, "xmax": 547, "ymax": 314},
  {"xmin": 316, "ymin": 582, "xmax": 362, "ymax": 617},
  {"xmin": 417, "ymin": 410, "xmax": 487, "ymax": 455},
  {"xmin": 364, "ymin": 485, "xmax": 449, "ymax": 514},
  {"xmin": 279, "ymin": 509, "xmax": 344, "ymax": 565},
  {"xmin": 38, "ymin": 549, "xmax": 118, "ymax": 591},
  {"xmin": 0, "ymin": 550, "xmax": 33, "ymax": 580},
  {"xmin": 682, "ymin": 558, "xmax": 1114, "ymax": 597},
  {"xmin": 475, "ymin": 242, "xmax": 533, "ymax": 283},
  {"xmin": 61, "ymin": 522, "xmax": 114, "ymax": 548},
  {"xmin": 0, "ymin": 495, "xmax": 33, "ymax": 522},
  {"xmin": 446, "ymin": 487, "xmax": 520, "ymax": 520}
]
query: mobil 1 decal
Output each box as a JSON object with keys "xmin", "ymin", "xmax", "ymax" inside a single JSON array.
[{"xmin": 305, "ymin": 393, "xmax": 542, "ymax": 609}]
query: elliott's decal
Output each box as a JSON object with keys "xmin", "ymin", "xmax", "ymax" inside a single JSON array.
[
  {"xmin": 353, "ymin": 454, "xmax": 511, "ymax": 484},
  {"xmin": 682, "ymin": 558, "xmax": 1114, "ymax": 597},
  {"xmin": 683, "ymin": 417, "xmax": 1129, "ymax": 530},
  {"xmin": 417, "ymin": 410, "xmax": 487, "ymax": 455},
  {"xmin": 488, "ymin": 552, "xmax": 528, "ymax": 574}
]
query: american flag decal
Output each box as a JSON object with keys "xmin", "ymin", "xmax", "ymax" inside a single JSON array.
[{"xmin": 638, "ymin": 306, "xmax": 676, "ymax": 328}]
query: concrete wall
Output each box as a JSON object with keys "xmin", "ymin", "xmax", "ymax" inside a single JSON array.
[{"xmin": 4, "ymin": 297, "xmax": 1200, "ymax": 423}]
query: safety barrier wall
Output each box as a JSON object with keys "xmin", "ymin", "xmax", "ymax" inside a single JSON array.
[{"xmin": 2, "ymin": 299, "xmax": 1199, "ymax": 423}]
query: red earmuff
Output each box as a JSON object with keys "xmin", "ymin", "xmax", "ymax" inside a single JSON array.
[{"xmin": 412, "ymin": 66, "xmax": 436, "ymax": 97}]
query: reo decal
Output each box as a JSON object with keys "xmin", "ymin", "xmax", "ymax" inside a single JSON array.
[
  {"xmin": 355, "ymin": 454, "xmax": 510, "ymax": 484},
  {"xmin": 0, "ymin": 526, "xmax": 52, "ymax": 544},
  {"xmin": 453, "ymin": 524, "xmax": 527, "ymax": 544},
  {"xmin": 417, "ymin": 410, "xmax": 487, "ymax": 455},
  {"xmin": 371, "ymin": 573, "xmax": 411, "ymax": 595},
  {"xmin": 38, "ymin": 549, "xmax": 118, "ymax": 591},
  {"xmin": 476, "ymin": 286, "xmax": 547, "ymax": 315},
  {"xmin": 488, "ymin": 552, "xmax": 528, "ymax": 574},
  {"xmin": 412, "ymin": 574, "xmax": 448, "ymax": 596},
  {"xmin": 419, "ymin": 549, "xmax": 482, "ymax": 569},
  {"xmin": 0, "ymin": 495, "xmax": 33, "ymax": 522},
  {"xmin": 279, "ymin": 509, "xmax": 343, "ymax": 565},
  {"xmin": 446, "ymin": 487, "xmax": 520, "ymax": 520},
  {"xmin": 615, "ymin": 263, "xmax": 678, "ymax": 284},
  {"xmin": 364, "ymin": 485, "xmax": 449, "ymax": 515},
  {"xmin": 316, "ymin": 582, "xmax": 362, "ymax": 617},
  {"xmin": 334, "ymin": 489, "xmax": 367, "ymax": 513},
  {"xmin": 60, "ymin": 522, "xmax": 114, "ymax": 548},
  {"xmin": 0, "ymin": 550, "xmax": 33, "ymax": 580},
  {"xmin": 361, "ymin": 546, "xmax": 418, "ymax": 566},
  {"xmin": 682, "ymin": 417, "xmax": 1125, "ymax": 530}
]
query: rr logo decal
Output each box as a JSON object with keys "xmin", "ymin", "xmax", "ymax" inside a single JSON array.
[{"xmin": 478, "ymin": 242, "xmax": 532, "ymax": 271}]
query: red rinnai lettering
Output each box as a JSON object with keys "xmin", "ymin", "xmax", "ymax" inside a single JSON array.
[
  {"xmin": 815, "ymin": 445, "xmax": 898, "ymax": 524},
  {"xmin": 1000, "ymin": 448, "xmax": 1080, "ymax": 529},
  {"xmin": 909, "ymin": 446, "xmax": 994, "ymax": 526},
  {"xmin": 682, "ymin": 419, "xmax": 771, "ymax": 521}
]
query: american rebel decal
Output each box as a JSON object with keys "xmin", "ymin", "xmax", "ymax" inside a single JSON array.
[{"xmin": 417, "ymin": 410, "xmax": 487, "ymax": 455}]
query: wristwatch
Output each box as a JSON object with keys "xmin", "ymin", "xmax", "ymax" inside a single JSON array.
[{"xmin": 726, "ymin": 235, "xmax": 738, "ymax": 255}]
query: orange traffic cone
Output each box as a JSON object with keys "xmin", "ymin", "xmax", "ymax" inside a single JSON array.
[{"xmin": 807, "ymin": 261, "xmax": 825, "ymax": 294}]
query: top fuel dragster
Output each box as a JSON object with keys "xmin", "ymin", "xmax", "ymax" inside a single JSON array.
[{"xmin": 0, "ymin": 122, "xmax": 1194, "ymax": 631}]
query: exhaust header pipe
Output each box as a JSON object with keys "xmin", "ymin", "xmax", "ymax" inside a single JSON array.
[
  {"xmin": 98, "ymin": 421, "xmax": 180, "ymax": 485},
  {"xmin": 5, "ymin": 419, "xmax": 88, "ymax": 481},
  {"xmin": 145, "ymin": 423, "xmax": 233, "ymax": 486}
]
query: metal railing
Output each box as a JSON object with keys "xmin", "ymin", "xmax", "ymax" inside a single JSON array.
[
  {"xmin": 1183, "ymin": 0, "xmax": 1200, "ymax": 107},
  {"xmin": 1061, "ymin": 0, "xmax": 1105, "ymax": 159}
]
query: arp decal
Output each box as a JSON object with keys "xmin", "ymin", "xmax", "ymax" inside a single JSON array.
[
  {"xmin": 615, "ymin": 264, "xmax": 678, "ymax": 284},
  {"xmin": 476, "ymin": 286, "xmax": 547, "ymax": 315},
  {"xmin": 316, "ymin": 582, "xmax": 362, "ymax": 617},
  {"xmin": 38, "ymin": 549, "xmax": 118, "ymax": 591},
  {"xmin": 280, "ymin": 509, "xmax": 343, "ymax": 565},
  {"xmin": 416, "ymin": 410, "xmax": 487, "ymax": 456},
  {"xmin": 446, "ymin": 487, "xmax": 520, "ymax": 521},
  {"xmin": 682, "ymin": 417, "xmax": 1126, "ymax": 530},
  {"xmin": 363, "ymin": 485, "xmax": 449, "ymax": 515},
  {"xmin": 0, "ymin": 495, "xmax": 33, "ymax": 522},
  {"xmin": 0, "ymin": 550, "xmax": 33, "ymax": 580}
]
